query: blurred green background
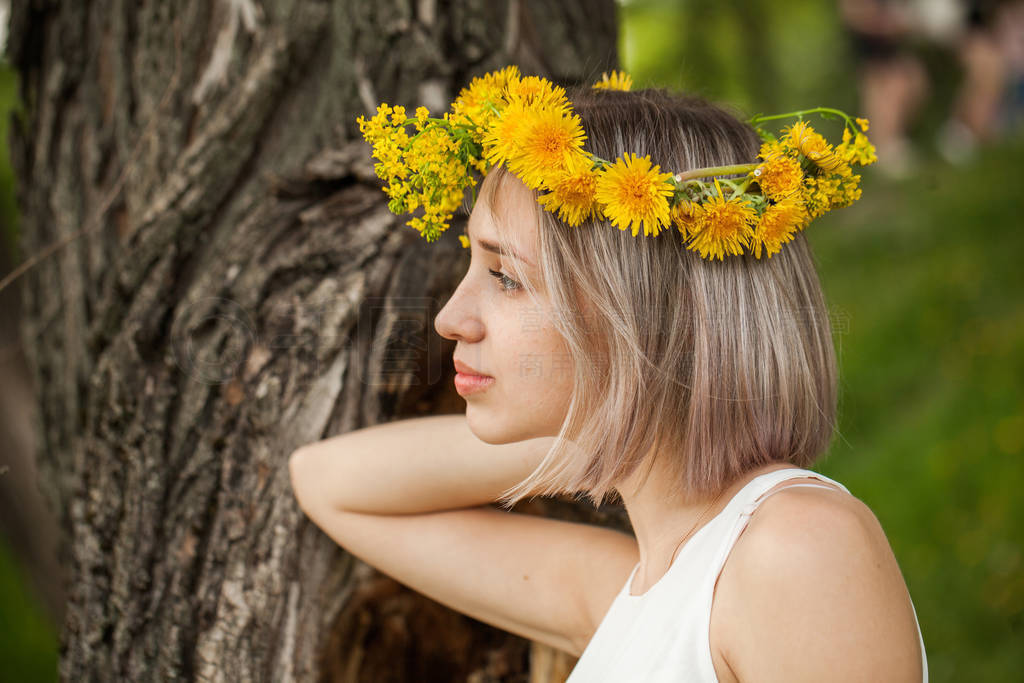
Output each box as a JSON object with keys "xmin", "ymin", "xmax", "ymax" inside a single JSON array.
[{"xmin": 1, "ymin": 1, "xmax": 1021, "ymax": 680}]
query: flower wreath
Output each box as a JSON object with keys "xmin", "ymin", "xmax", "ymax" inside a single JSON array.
[{"xmin": 357, "ymin": 67, "xmax": 876, "ymax": 260}]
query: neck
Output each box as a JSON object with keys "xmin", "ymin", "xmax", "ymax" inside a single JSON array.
[{"xmin": 613, "ymin": 457, "xmax": 794, "ymax": 595}]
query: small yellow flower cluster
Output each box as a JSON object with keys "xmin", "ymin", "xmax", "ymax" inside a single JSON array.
[
  {"xmin": 357, "ymin": 66, "xmax": 876, "ymax": 260},
  {"xmin": 357, "ymin": 101, "xmax": 478, "ymax": 241}
]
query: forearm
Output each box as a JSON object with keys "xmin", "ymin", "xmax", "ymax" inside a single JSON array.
[{"xmin": 288, "ymin": 414, "xmax": 554, "ymax": 515}]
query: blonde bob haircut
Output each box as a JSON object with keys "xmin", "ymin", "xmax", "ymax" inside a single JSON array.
[{"xmin": 484, "ymin": 87, "xmax": 838, "ymax": 509}]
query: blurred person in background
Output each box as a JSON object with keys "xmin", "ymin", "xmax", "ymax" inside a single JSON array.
[
  {"xmin": 938, "ymin": 1, "xmax": 1018, "ymax": 162},
  {"xmin": 840, "ymin": 0, "xmax": 931, "ymax": 177},
  {"xmin": 999, "ymin": 1, "xmax": 1024, "ymax": 129}
]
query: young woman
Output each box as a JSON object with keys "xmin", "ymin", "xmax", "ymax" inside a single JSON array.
[{"xmin": 290, "ymin": 77, "xmax": 928, "ymax": 681}]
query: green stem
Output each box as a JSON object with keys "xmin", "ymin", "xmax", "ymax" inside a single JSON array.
[
  {"xmin": 715, "ymin": 177, "xmax": 750, "ymax": 196},
  {"xmin": 747, "ymin": 107, "xmax": 852, "ymax": 127},
  {"xmin": 674, "ymin": 163, "xmax": 758, "ymax": 182},
  {"xmin": 401, "ymin": 118, "xmax": 447, "ymax": 146}
]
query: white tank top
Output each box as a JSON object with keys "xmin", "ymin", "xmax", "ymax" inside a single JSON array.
[{"xmin": 565, "ymin": 468, "xmax": 928, "ymax": 682}]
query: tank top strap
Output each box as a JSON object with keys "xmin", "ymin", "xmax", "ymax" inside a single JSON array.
[{"xmin": 733, "ymin": 468, "xmax": 851, "ymax": 520}]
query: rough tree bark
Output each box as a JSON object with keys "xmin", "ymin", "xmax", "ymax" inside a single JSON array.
[{"xmin": 7, "ymin": 0, "xmax": 628, "ymax": 680}]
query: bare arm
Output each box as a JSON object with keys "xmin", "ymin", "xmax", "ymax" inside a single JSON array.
[
  {"xmin": 288, "ymin": 415, "xmax": 638, "ymax": 655},
  {"xmin": 288, "ymin": 414, "xmax": 555, "ymax": 514}
]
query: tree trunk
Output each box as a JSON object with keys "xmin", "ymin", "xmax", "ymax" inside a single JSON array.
[{"xmin": 6, "ymin": 0, "xmax": 625, "ymax": 680}]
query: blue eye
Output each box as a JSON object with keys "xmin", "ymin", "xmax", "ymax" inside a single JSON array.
[{"xmin": 488, "ymin": 268, "xmax": 521, "ymax": 292}]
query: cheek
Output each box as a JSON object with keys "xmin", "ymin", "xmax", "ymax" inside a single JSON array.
[{"xmin": 506, "ymin": 327, "xmax": 573, "ymax": 397}]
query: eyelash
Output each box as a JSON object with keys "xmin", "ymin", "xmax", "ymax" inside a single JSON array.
[{"xmin": 488, "ymin": 268, "xmax": 521, "ymax": 293}]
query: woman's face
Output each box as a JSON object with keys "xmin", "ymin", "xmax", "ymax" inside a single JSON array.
[{"xmin": 434, "ymin": 174, "xmax": 575, "ymax": 444}]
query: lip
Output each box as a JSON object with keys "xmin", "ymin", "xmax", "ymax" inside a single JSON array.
[
  {"xmin": 454, "ymin": 372, "xmax": 495, "ymax": 396},
  {"xmin": 453, "ymin": 359, "xmax": 494, "ymax": 396},
  {"xmin": 454, "ymin": 359, "xmax": 491, "ymax": 377}
]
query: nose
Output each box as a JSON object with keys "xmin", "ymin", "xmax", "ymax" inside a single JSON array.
[{"xmin": 434, "ymin": 275, "xmax": 485, "ymax": 343}]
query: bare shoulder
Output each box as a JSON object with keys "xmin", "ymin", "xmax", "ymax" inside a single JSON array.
[{"xmin": 711, "ymin": 484, "xmax": 924, "ymax": 683}]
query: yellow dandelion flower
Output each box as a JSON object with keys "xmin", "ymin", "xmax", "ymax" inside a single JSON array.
[
  {"xmin": 784, "ymin": 121, "xmax": 824, "ymax": 156},
  {"xmin": 751, "ymin": 198, "xmax": 807, "ymax": 259},
  {"xmin": 758, "ymin": 139, "xmax": 786, "ymax": 158},
  {"xmin": 783, "ymin": 121, "xmax": 819, "ymax": 153},
  {"xmin": 816, "ymin": 152, "xmax": 852, "ymax": 175},
  {"xmin": 592, "ymin": 70, "xmax": 633, "ymax": 91},
  {"xmin": 481, "ymin": 99, "xmax": 531, "ymax": 166},
  {"xmin": 537, "ymin": 156, "xmax": 599, "ymax": 226},
  {"xmin": 506, "ymin": 76, "xmax": 571, "ymax": 112},
  {"xmin": 755, "ymin": 146, "xmax": 804, "ymax": 199},
  {"xmin": 670, "ymin": 199, "xmax": 705, "ymax": 238},
  {"xmin": 594, "ymin": 153, "xmax": 675, "ymax": 237},
  {"xmin": 685, "ymin": 181, "xmax": 756, "ymax": 260},
  {"xmin": 505, "ymin": 105, "xmax": 588, "ymax": 191},
  {"xmin": 783, "ymin": 121, "xmax": 850, "ymax": 174}
]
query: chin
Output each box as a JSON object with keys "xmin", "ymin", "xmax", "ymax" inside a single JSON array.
[
  {"xmin": 465, "ymin": 408, "xmax": 524, "ymax": 444},
  {"xmin": 465, "ymin": 405, "xmax": 563, "ymax": 444}
]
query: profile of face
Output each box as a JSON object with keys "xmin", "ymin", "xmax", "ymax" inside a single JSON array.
[{"xmin": 434, "ymin": 174, "xmax": 575, "ymax": 444}]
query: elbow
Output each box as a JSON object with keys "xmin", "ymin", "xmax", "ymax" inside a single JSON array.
[{"xmin": 288, "ymin": 447, "xmax": 318, "ymax": 517}]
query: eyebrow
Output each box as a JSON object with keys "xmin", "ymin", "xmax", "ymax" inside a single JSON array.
[{"xmin": 465, "ymin": 224, "xmax": 533, "ymax": 267}]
